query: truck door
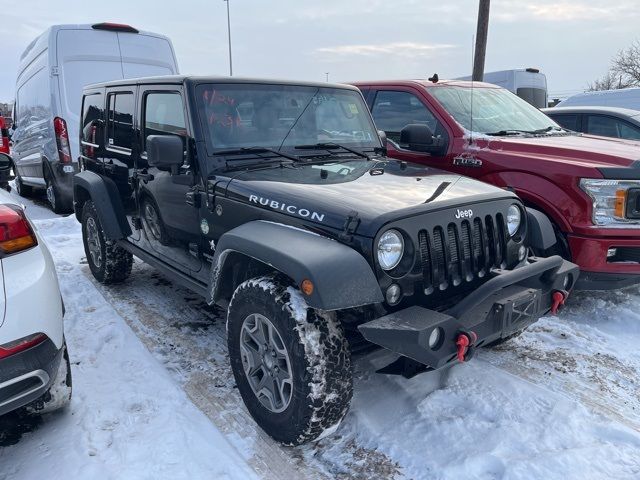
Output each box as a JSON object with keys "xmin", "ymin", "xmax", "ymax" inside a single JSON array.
[
  {"xmin": 368, "ymin": 88, "xmax": 452, "ymax": 168},
  {"xmin": 135, "ymin": 85, "xmax": 202, "ymax": 273}
]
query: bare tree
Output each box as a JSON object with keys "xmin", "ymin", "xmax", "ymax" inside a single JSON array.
[
  {"xmin": 611, "ymin": 40, "xmax": 640, "ymax": 86},
  {"xmin": 588, "ymin": 71, "xmax": 634, "ymax": 91}
]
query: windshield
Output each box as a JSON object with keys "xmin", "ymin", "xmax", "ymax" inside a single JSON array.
[
  {"xmin": 195, "ymin": 84, "xmax": 380, "ymax": 154},
  {"xmin": 430, "ymin": 86, "xmax": 559, "ymax": 134}
]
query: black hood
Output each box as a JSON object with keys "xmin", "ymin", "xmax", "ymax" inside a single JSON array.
[{"xmin": 218, "ymin": 158, "xmax": 517, "ymax": 237}]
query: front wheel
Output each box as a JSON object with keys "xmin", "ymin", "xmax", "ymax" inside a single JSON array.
[
  {"xmin": 81, "ymin": 200, "xmax": 133, "ymax": 284},
  {"xmin": 227, "ymin": 275, "xmax": 353, "ymax": 445}
]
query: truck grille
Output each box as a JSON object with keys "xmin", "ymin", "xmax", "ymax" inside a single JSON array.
[{"xmin": 418, "ymin": 214, "xmax": 507, "ymax": 294}]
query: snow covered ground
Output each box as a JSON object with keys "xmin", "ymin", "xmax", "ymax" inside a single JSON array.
[{"xmin": 1, "ymin": 190, "xmax": 640, "ymax": 479}]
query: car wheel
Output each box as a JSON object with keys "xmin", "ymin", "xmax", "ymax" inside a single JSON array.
[
  {"xmin": 227, "ymin": 274, "xmax": 353, "ymax": 446},
  {"xmin": 82, "ymin": 200, "xmax": 133, "ymax": 284},
  {"xmin": 142, "ymin": 198, "xmax": 168, "ymax": 245},
  {"xmin": 27, "ymin": 341, "xmax": 72, "ymax": 414},
  {"xmin": 44, "ymin": 169, "xmax": 71, "ymax": 214},
  {"xmin": 15, "ymin": 174, "xmax": 33, "ymax": 197}
]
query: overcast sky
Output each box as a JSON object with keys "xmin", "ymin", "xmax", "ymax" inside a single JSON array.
[{"xmin": 1, "ymin": 0, "xmax": 639, "ymax": 103}]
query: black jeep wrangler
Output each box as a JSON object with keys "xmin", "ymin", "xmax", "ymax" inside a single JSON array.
[{"xmin": 73, "ymin": 76, "xmax": 578, "ymax": 445}]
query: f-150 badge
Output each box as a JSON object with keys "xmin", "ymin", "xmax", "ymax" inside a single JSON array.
[{"xmin": 453, "ymin": 155, "xmax": 483, "ymax": 168}]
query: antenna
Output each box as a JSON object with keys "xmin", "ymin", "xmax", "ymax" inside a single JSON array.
[{"xmin": 470, "ymin": 35, "xmax": 475, "ymax": 144}]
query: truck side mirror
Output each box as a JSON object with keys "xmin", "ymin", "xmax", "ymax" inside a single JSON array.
[
  {"xmin": 378, "ymin": 130, "xmax": 388, "ymax": 148},
  {"xmin": 400, "ymin": 124, "xmax": 446, "ymax": 154},
  {"xmin": 147, "ymin": 135, "xmax": 183, "ymax": 175}
]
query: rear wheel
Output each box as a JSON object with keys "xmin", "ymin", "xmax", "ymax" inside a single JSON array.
[
  {"xmin": 81, "ymin": 200, "xmax": 133, "ymax": 284},
  {"xmin": 44, "ymin": 167, "xmax": 71, "ymax": 214},
  {"xmin": 15, "ymin": 174, "xmax": 33, "ymax": 197},
  {"xmin": 227, "ymin": 275, "xmax": 353, "ymax": 445}
]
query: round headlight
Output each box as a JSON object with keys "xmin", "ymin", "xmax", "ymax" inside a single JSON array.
[
  {"xmin": 507, "ymin": 204, "xmax": 522, "ymax": 237},
  {"xmin": 377, "ymin": 229, "xmax": 404, "ymax": 270}
]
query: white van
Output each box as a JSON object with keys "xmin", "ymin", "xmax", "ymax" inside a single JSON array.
[
  {"xmin": 456, "ymin": 68, "xmax": 548, "ymax": 108},
  {"xmin": 557, "ymin": 87, "xmax": 640, "ymax": 112},
  {"xmin": 11, "ymin": 23, "xmax": 179, "ymax": 212}
]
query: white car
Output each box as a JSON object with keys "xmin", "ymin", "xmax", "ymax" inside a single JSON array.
[{"xmin": 0, "ymin": 184, "xmax": 71, "ymax": 417}]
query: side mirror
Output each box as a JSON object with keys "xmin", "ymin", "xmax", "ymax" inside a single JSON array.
[
  {"xmin": 377, "ymin": 129, "xmax": 388, "ymax": 148},
  {"xmin": 147, "ymin": 135, "xmax": 183, "ymax": 174},
  {"xmin": 400, "ymin": 124, "xmax": 434, "ymax": 152}
]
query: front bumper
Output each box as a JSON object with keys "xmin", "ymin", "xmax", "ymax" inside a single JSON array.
[
  {"xmin": 0, "ymin": 338, "xmax": 62, "ymax": 416},
  {"xmin": 358, "ymin": 256, "xmax": 579, "ymax": 371},
  {"xmin": 568, "ymin": 234, "xmax": 640, "ymax": 289}
]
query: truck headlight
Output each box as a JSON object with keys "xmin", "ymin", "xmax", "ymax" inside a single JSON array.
[
  {"xmin": 507, "ymin": 204, "xmax": 522, "ymax": 236},
  {"xmin": 580, "ymin": 179, "xmax": 640, "ymax": 227},
  {"xmin": 377, "ymin": 229, "xmax": 404, "ymax": 270}
]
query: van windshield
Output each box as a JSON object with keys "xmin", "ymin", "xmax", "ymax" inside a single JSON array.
[
  {"xmin": 195, "ymin": 84, "xmax": 380, "ymax": 153},
  {"xmin": 430, "ymin": 86, "xmax": 559, "ymax": 135}
]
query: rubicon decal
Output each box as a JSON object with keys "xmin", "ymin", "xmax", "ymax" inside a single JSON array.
[{"xmin": 249, "ymin": 195, "xmax": 326, "ymax": 222}]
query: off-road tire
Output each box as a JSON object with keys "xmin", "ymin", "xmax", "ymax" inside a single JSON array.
[
  {"xmin": 15, "ymin": 174, "xmax": 33, "ymax": 197},
  {"xmin": 227, "ymin": 275, "xmax": 353, "ymax": 446},
  {"xmin": 27, "ymin": 342, "xmax": 72, "ymax": 414},
  {"xmin": 82, "ymin": 200, "xmax": 133, "ymax": 284}
]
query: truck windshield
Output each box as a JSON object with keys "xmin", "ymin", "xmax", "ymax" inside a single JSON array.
[
  {"xmin": 430, "ymin": 86, "xmax": 559, "ymax": 135},
  {"xmin": 195, "ymin": 84, "xmax": 380, "ymax": 154}
]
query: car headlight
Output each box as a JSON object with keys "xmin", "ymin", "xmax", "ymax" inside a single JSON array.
[
  {"xmin": 506, "ymin": 204, "xmax": 522, "ymax": 237},
  {"xmin": 377, "ymin": 229, "xmax": 404, "ymax": 270},
  {"xmin": 580, "ymin": 179, "xmax": 640, "ymax": 227}
]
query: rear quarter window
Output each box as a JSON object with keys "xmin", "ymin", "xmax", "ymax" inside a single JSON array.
[{"xmin": 80, "ymin": 93, "xmax": 104, "ymax": 160}]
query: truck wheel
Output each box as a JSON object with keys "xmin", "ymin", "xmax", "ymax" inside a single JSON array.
[
  {"xmin": 15, "ymin": 174, "xmax": 33, "ymax": 197},
  {"xmin": 27, "ymin": 342, "xmax": 72, "ymax": 414},
  {"xmin": 227, "ymin": 275, "xmax": 353, "ymax": 446},
  {"xmin": 81, "ymin": 200, "xmax": 133, "ymax": 284}
]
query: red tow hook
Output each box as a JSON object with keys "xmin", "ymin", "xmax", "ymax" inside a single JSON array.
[
  {"xmin": 550, "ymin": 290, "xmax": 569, "ymax": 315},
  {"xmin": 455, "ymin": 331, "xmax": 478, "ymax": 363}
]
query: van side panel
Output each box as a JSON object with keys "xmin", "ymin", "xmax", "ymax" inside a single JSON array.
[
  {"xmin": 56, "ymin": 29, "xmax": 124, "ymax": 163},
  {"xmin": 13, "ymin": 48, "xmax": 53, "ymax": 180},
  {"xmin": 117, "ymin": 34, "xmax": 179, "ymax": 78}
]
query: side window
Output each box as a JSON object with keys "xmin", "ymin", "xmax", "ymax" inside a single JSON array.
[
  {"xmin": 371, "ymin": 90, "xmax": 444, "ymax": 143},
  {"xmin": 107, "ymin": 92, "xmax": 134, "ymax": 151},
  {"xmin": 143, "ymin": 92, "xmax": 187, "ymax": 151},
  {"xmin": 80, "ymin": 93, "xmax": 104, "ymax": 160},
  {"xmin": 586, "ymin": 115, "xmax": 622, "ymax": 138},
  {"xmin": 618, "ymin": 121, "xmax": 640, "ymax": 141},
  {"xmin": 551, "ymin": 114, "xmax": 579, "ymax": 132}
]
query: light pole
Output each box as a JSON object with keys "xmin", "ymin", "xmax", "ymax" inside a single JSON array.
[
  {"xmin": 472, "ymin": 0, "xmax": 490, "ymax": 81},
  {"xmin": 223, "ymin": 0, "xmax": 233, "ymax": 76},
  {"xmin": 325, "ymin": 72, "xmax": 329, "ymax": 82}
]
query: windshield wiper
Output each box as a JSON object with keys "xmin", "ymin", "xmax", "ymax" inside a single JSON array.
[
  {"xmin": 485, "ymin": 126, "xmax": 562, "ymax": 136},
  {"xmin": 214, "ymin": 146, "xmax": 301, "ymax": 163},
  {"xmin": 294, "ymin": 142, "xmax": 371, "ymax": 160}
]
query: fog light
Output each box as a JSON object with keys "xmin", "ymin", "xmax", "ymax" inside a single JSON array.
[
  {"xmin": 385, "ymin": 284, "xmax": 402, "ymax": 305},
  {"xmin": 428, "ymin": 327, "xmax": 442, "ymax": 349},
  {"xmin": 607, "ymin": 248, "xmax": 617, "ymax": 258},
  {"xmin": 518, "ymin": 245, "xmax": 527, "ymax": 261}
]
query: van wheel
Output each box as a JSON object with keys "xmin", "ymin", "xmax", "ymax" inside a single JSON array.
[
  {"xmin": 82, "ymin": 200, "xmax": 133, "ymax": 284},
  {"xmin": 15, "ymin": 175, "xmax": 33, "ymax": 197},
  {"xmin": 227, "ymin": 275, "xmax": 353, "ymax": 446},
  {"xmin": 44, "ymin": 169, "xmax": 71, "ymax": 214}
]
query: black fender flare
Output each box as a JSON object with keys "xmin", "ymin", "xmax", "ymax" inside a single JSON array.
[
  {"xmin": 73, "ymin": 170, "xmax": 131, "ymax": 240},
  {"xmin": 526, "ymin": 208, "xmax": 557, "ymax": 251},
  {"xmin": 209, "ymin": 220, "xmax": 384, "ymax": 311}
]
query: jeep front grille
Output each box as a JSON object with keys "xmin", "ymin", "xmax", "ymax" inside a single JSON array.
[{"xmin": 418, "ymin": 214, "xmax": 507, "ymax": 294}]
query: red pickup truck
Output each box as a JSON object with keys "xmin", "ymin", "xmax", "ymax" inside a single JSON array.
[{"xmin": 352, "ymin": 80, "xmax": 640, "ymax": 290}]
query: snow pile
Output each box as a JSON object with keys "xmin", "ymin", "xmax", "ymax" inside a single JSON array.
[{"xmin": 0, "ymin": 207, "xmax": 256, "ymax": 479}]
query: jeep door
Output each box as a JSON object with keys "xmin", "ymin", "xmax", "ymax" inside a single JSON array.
[
  {"xmin": 366, "ymin": 87, "xmax": 454, "ymax": 167},
  {"xmin": 135, "ymin": 85, "xmax": 202, "ymax": 273},
  {"xmin": 103, "ymin": 87, "xmax": 140, "ymax": 241}
]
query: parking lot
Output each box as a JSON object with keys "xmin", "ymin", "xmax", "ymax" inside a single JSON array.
[{"xmin": 1, "ymin": 190, "xmax": 639, "ymax": 479}]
